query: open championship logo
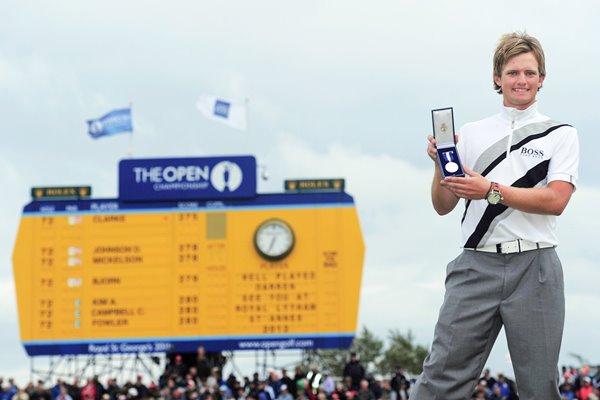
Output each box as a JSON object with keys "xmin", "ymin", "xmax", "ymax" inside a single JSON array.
[{"xmin": 210, "ymin": 161, "xmax": 243, "ymax": 192}]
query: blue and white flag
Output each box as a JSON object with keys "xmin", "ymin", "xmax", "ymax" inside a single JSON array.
[
  {"xmin": 196, "ymin": 95, "xmax": 247, "ymax": 130},
  {"xmin": 87, "ymin": 108, "xmax": 133, "ymax": 139}
]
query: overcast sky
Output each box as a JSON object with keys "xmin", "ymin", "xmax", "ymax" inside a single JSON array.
[{"xmin": 1, "ymin": 0, "xmax": 599, "ymax": 385}]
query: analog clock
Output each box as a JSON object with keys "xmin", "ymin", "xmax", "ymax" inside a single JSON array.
[{"xmin": 254, "ymin": 218, "xmax": 295, "ymax": 261}]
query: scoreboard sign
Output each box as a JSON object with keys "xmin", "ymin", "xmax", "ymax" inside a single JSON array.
[
  {"xmin": 118, "ymin": 156, "xmax": 257, "ymax": 201},
  {"xmin": 12, "ymin": 192, "xmax": 365, "ymax": 356},
  {"xmin": 31, "ymin": 186, "xmax": 92, "ymax": 200}
]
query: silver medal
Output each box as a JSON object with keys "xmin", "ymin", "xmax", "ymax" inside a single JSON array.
[{"xmin": 445, "ymin": 161, "xmax": 459, "ymax": 173}]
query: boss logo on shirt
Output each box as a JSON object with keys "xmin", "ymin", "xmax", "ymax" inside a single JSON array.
[{"xmin": 520, "ymin": 147, "xmax": 545, "ymax": 159}]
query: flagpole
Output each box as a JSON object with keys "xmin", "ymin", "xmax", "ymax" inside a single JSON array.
[
  {"xmin": 128, "ymin": 102, "xmax": 134, "ymax": 158},
  {"xmin": 244, "ymin": 97, "xmax": 250, "ymax": 152}
]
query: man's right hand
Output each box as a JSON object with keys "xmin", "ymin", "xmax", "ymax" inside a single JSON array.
[
  {"xmin": 426, "ymin": 135, "xmax": 437, "ymax": 162},
  {"xmin": 427, "ymin": 134, "xmax": 460, "ymax": 163},
  {"xmin": 429, "ymin": 133, "xmax": 461, "ymax": 215}
]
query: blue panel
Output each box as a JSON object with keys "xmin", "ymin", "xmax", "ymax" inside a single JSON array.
[
  {"xmin": 23, "ymin": 335, "xmax": 354, "ymax": 356},
  {"xmin": 22, "ymin": 192, "xmax": 355, "ymax": 214},
  {"xmin": 118, "ymin": 156, "xmax": 257, "ymax": 201}
]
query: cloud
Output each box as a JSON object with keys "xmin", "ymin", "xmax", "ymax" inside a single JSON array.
[
  {"xmin": 0, "ymin": 53, "xmax": 49, "ymax": 92},
  {"xmin": 0, "ymin": 159, "xmax": 29, "ymax": 280},
  {"xmin": 0, "ymin": 280, "xmax": 17, "ymax": 319}
]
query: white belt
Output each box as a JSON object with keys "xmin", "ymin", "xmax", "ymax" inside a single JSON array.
[{"xmin": 465, "ymin": 239, "xmax": 555, "ymax": 254}]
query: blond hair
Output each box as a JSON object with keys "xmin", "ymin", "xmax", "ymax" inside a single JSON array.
[{"xmin": 493, "ymin": 32, "xmax": 546, "ymax": 93}]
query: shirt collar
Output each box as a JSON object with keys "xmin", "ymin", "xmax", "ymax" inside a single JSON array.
[{"xmin": 500, "ymin": 102, "xmax": 538, "ymax": 122}]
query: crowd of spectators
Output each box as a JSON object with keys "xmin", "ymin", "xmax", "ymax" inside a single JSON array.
[{"xmin": 1, "ymin": 348, "xmax": 599, "ymax": 400}]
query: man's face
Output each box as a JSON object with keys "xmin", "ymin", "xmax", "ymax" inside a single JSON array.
[{"xmin": 494, "ymin": 52, "xmax": 544, "ymax": 110}]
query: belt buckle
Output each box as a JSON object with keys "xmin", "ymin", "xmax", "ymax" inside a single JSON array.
[{"xmin": 497, "ymin": 240, "xmax": 520, "ymax": 254}]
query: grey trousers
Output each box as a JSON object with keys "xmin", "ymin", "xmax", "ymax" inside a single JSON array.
[{"xmin": 410, "ymin": 248, "xmax": 564, "ymax": 400}]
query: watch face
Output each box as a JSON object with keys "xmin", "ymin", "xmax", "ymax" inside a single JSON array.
[
  {"xmin": 254, "ymin": 219, "xmax": 295, "ymax": 260},
  {"xmin": 487, "ymin": 192, "xmax": 502, "ymax": 205}
]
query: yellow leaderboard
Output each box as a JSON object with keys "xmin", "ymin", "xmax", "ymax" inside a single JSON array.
[{"xmin": 12, "ymin": 193, "xmax": 364, "ymax": 355}]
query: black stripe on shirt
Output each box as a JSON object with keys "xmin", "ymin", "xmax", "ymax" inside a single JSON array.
[
  {"xmin": 460, "ymin": 123, "xmax": 570, "ymax": 224},
  {"xmin": 463, "ymin": 160, "xmax": 550, "ymax": 249}
]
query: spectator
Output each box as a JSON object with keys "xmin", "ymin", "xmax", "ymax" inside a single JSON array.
[
  {"xmin": 219, "ymin": 384, "xmax": 233, "ymax": 400},
  {"xmin": 577, "ymin": 376, "xmax": 594, "ymax": 400},
  {"xmin": 292, "ymin": 368, "xmax": 305, "ymax": 398},
  {"xmin": 480, "ymin": 368, "xmax": 496, "ymax": 393},
  {"xmin": 256, "ymin": 382, "xmax": 272, "ymax": 400},
  {"xmin": 50, "ymin": 381, "xmax": 64, "ymax": 400},
  {"xmin": 389, "ymin": 367, "xmax": 408, "ymax": 400},
  {"xmin": 395, "ymin": 382, "xmax": 407, "ymax": 400},
  {"xmin": 276, "ymin": 385, "xmax": 292, "ymax": 400},
  {"xmin": 355, "ymin": 380, "xmax": 373, "ymax": 400},
  {"xmin": 68, "ymin": 378, "xmax": 81, "ymax": 400},
  {"xmin": 105, "ymin": 379, "xmax": 119, "ymax": 400},
  {"xmin": 207, "ymin": 367, "xmax": 225, "ymax": 392},
  {"xmin": 4, "ymin": 378, "xmax": 18, "ymax": 400},
  {"xmin": 29, "ymin": 381, "xmax": 51, "ymax": 400},
  {"xmin": 325, "ymin": 383, "xmax": 340, "ymax": 400},
  {"xmin": 235, "ymin": 387, "xmax": 246, "ymax": 400},
  {"xmin": 56, "ymin": 387, "xmax": 72, "ymax": 400},
  {"xmin": 297, "ymin": 379, "xmax": 314, "ymax": 400},
  {"xmin": 171, "ymin": 356, "xmax": 188, "ymax": 379},
  {"xmin": 368, "ymin": 378, "xmax": 382, "ymax": 400},
  {"xmin": 267, "ymin": 371, "xmax": 281, "ymax": 399},
  {"xmin": 559, "ymin": 381, "xmax": 575, "ymax": 400},
  {"xmin": 196, "ymin": 347, "xmax": 212, "ymax": 383},
  {"xmin": 279, "ymin": 370, "xmax": 294, "ymax": 399},
  {"xmin": 225, "ymin": 374, "xmax": 238, "ymax": 395},
  {"xmin": 495, "ymin": 374, "xmax": 514, "ymax": 399},
  {"xmin": 184, "ymin": 373, "xmax": 198, "ymax": 393},
  {"xmin": 471, "ymin": 380, "xmax": 489, "ymax": 399},
  {"xmin": 80, "ymin": 380, "xmax": 96, "ymax": 400},
  {"xmin": 560, "ymin": 366, "xmax": 571, "ymax": 386},
  {"xmin": 471, "ymin": 387, "xmax": 486, "ymax": 399},
  {"xmin": 319, "ymin": 372, "xmax": 334, "ymax": 397},
  {"xmin": 487, "ymin": 384, "xmax": 502, "ymax": 400},
  {"xmin": 165, "ymin": 377, "xmax": 178, "ymax": 399},
  {"xmin": 305, "ymin": 368, "xmax": 321, "ymax": 397},
  {"xmin": 133, "ymin": 376, "xmax": 149, "ymax": 400},
  {"xmin": 13, "ymin": 388, "xmax": 30, "ymax": 400},
  {"xmin": 342, "ymin": 353, "xmax": 364, "ymax": 392}
]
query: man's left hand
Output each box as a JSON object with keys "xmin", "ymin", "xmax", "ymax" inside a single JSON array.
[{"xmin": 439, "ymin": 166, "xmax": 490, "ymax": 200}]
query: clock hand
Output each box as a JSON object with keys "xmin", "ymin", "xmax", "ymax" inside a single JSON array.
[{"xmin": 268, "ymin": 235, "xmax": 276, "ymax": 251}]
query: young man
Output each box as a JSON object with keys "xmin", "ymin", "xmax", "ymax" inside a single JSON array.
[{"xmin": 411, "ymin": 32, "xmax": 579, "ymax": 399}]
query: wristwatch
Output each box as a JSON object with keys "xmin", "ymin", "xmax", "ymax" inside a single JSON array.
[{"xmin": 486, "ymin": 182, "xmax": 503, "ymax": 205}]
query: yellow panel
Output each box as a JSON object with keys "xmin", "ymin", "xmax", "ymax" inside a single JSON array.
[{"xmin": 13, "ymin": 203, "xmax": 364, "ymax": 347}]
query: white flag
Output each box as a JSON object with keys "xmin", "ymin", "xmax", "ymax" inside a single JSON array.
[{"xmin": 196, "ymin": 95, "xmax": 247, "ymax": 130}]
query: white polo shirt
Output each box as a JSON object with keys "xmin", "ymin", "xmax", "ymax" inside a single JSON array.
[{"xmin": 457, "ymin": 102, "xmax": 579, "ymax": 248}]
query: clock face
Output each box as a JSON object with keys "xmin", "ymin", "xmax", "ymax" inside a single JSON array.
[{"xmin": 254, "ymin": 219, "xmax": 295, "ymax": 261}]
